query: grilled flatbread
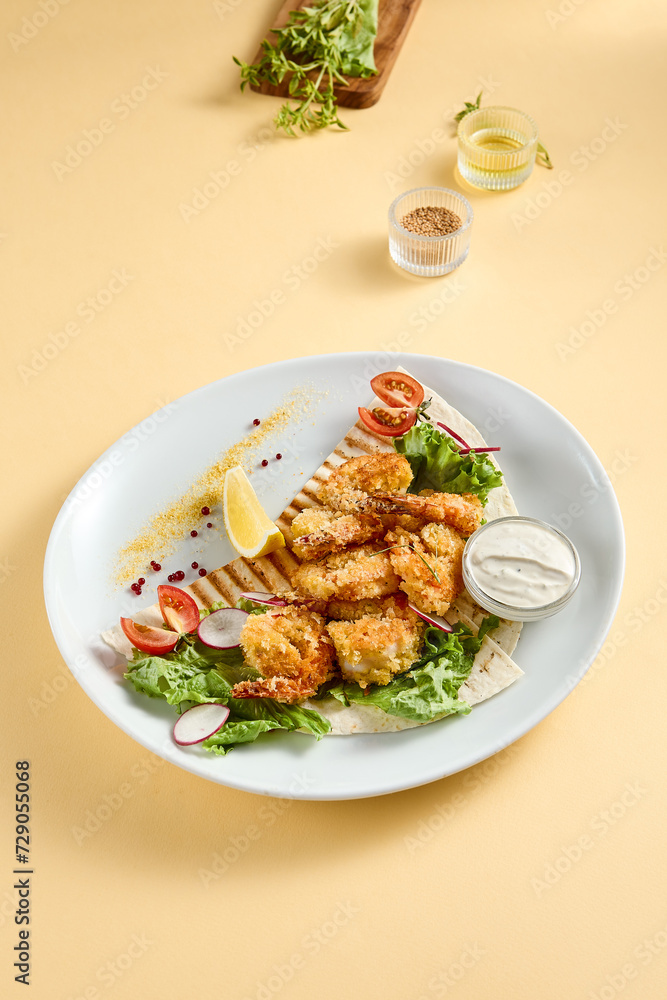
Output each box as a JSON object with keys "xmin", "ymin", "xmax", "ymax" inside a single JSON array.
[{"xmin": 102, "ymin": 371, "xmax": 523, "ymax": 734}]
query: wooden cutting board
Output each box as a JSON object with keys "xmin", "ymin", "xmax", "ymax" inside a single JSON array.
[{"xmin": 248, "ymin": 0, "xmax": 422, "ymax": 110}]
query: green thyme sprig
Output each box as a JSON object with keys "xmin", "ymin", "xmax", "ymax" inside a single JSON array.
[
  {"xmin": 453, "ymin": 91, "xmax": 482, "ymax": 123},
  {"xmin": 233, "ymin": 0, "xmax": 376, "ymax": 136},
  {"xmin": 536, "ymin": 142, "xmax": 553, "ymax": 169},
  {"xmin": 454, "ymin": 92, "xmax": 554, "ymax": 169},
  {"xmin": 371, "ymin": 542, "xmax": 441, "ymax": 584}
]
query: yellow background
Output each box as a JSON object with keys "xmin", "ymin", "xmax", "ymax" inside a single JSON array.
[{"xmin": 2, "ymin": 0, "xmax": 667, "ymax": 997}]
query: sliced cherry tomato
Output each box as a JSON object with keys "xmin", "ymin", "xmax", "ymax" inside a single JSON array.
[
  {"xmin": 120, "ymin": 618, "xmax": 179, "ymax": 655},
  {"xmin": 370, "ymin": 372, "xmax": 424, "ymax": 410},
  {"xmin": 358, "ymin": 405, "xmax": 417, "ymax": 438},
  {"xmin": 157, "ymin": 585, "xmax": 200, "ymax": 634}
]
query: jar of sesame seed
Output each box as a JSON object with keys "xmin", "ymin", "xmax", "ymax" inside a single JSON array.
[{"xmin": 388, "ymin": 187, "xmax": 473, "ymax": 277}]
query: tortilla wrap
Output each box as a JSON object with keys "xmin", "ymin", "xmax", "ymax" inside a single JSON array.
[{"xmin": 102, "ymin": 370, "xmax": 523, "ymax": 734}]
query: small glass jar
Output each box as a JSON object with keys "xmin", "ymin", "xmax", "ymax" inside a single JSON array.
[
  {"xmin": 388, "ymin": 187, "xmax": 473, "ymax": 277},
  {"xmin": 457, "ymin": 107, "xmax": 539, "ymax": 191},
  {"xmin": 462, "ymin": 516, "xmax": 581, "ymax": 622}
]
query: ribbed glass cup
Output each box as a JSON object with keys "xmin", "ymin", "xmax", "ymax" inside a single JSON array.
[
  {"xmin": 457, "ymin": 107, "xmax": 539, "ymax": 191},
  {"xmin": 388, "ymin": 187, "xmax": 473, "ymax": 277}
]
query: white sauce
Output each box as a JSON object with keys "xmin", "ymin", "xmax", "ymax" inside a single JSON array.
[{"xmin": 467, "ymin": 520, "xmax": 576, "ymax": 609}]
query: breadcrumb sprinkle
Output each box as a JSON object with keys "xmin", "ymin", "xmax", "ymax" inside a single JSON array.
[{"xmin": 113, "ymin": 385, "xmax": 321, "ymax": 587}]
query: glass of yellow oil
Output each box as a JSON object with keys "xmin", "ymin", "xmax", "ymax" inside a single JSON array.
[{"xmin": 457, "ymin": 107, "xmax": 539, "ymax": 191}]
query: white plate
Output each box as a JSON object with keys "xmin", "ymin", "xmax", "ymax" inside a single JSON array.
[{"xmin": 44, "ymin": 354, "xmax": 625, "ymax": 800}]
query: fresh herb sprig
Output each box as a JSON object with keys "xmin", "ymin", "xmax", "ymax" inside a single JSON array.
[
  {"xmin": 453, "ymin": 91, "xmax": 482, "ymax": 123},
  {"xmin": 233, "ymin": 0, "xmax": 378, "ymax": 136},
  {"xmin": 454, "ymin": 92, "xmax": 554, "ymax": 169}
]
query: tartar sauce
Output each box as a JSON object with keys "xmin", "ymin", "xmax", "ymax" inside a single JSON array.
[{"xmin": 465, "ymin": 518, "xmax": 577, "ymax": 609}]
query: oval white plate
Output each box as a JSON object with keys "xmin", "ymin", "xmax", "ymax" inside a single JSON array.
[{"xmin": 44, "ymin": 354, "xmax": 625, "ymax": 800}]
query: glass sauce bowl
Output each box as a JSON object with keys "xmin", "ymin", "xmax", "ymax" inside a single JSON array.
[{"xmin": 462, "ymin": 516, "xmax": 581, "ymax": 622}]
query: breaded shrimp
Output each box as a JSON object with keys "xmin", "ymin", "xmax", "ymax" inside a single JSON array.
[
  {"xmin": 385, "ymin": 523, "xmax": 465, "ymax": 616},
  {"xmin": 327, "ymin": 614, "xmax": 425, "ymax": 688},
  {"xmin": 292, "ymin": 543, "xmax": 400, "ymax": 602},
  {"xmin": 290, "ymin": 506, "xmax": 383, "ymax": 561},
  {"xmin": 358, "ymin": 489, "xmax": 483, "ymax": 537},
  {"xmin": 318, "ymin": 454, "xmax": 413, "ymax": 510},
  {"xmin": 232, "ymin": 606, "xmax": 336, "ymax": 704},
  {"xmin": 326, "ymin": 592, "xmax": 418, "ymax": 623}
]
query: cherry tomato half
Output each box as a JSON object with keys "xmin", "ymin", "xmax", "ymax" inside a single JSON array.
[
  {"xmin": 120, "ymin": 618, "xmax": 179, "ymax": 655},
  {"xmin": 370, "ymin": 372, "xmax": 424, "ymax": 410},
  {"xmin": 358, "ymin": 406, "xmax": 417, "ymax": 438},
  {"xmin": 157, "ymin": 585, "xmax": 200, "ymax": 634}
]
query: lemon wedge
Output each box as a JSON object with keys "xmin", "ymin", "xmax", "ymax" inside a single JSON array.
[{"xmin": 223, "ymin": 466, "xmax": 286, "ymax": 559}]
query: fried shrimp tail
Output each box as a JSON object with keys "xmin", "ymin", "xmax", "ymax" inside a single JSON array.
[
  {"xmin": 358, "ymin": 490, "xmax": 483, "ymax": 536},
  {"xmin": 232, "ymin": 675, "xmax": 316, "ymax": 703},
  {"xmin": 232, "ymin": 606, "xmax": 336, "ymax": 704},
  {"xmin": 290, "ymin": 506, "xmax": 383, "ymax": 561}
]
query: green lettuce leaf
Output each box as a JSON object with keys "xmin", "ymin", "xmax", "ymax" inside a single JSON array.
[
  {"xmin": 235, "ymin": 597, "xmax": 269, "ymax": 615},
  {"xmin": 394, "ymin": 422, "xmax": 503, "ymax": 505},
  {"xmin": 337, "ymin": 0, "xmax": 378, "ymax": 76},
  {"xmin": 203, "ymin": 720, "xmax": 288, "ymax": 755},
  {"xmin": 477, "ymin": 614, "xmax": 501, "ymax": 643},
  {"xmin": 124, "ymin": 636, "xmax": 330, "ymax": 751},
  {"xmin": 325, "ymin": 623, "xmax": 487, "ymax": 723},
  {"xmin": 226, "ymin": 696, "xmax": 331, "ymax": 736},
  {"xmin": 203, "ymin": 700, "xmax": 330, "ymax": 754},
  {"xmin": 124, "ymin": 641, "xmax": 254, "ymax": 706}
]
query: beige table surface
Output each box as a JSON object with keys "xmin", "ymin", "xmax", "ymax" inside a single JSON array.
[{"xmin": 2, "ymin": 0, "xmax": 667, "ymax": 997}]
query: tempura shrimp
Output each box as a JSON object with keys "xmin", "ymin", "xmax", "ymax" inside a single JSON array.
[
  {"xmin": 385, "ymin": 523, "xmax": 465, "ymax": 616},
  {"xmin": 290, "ymin": 506, "xmax": 383, "ymax": 561},
  {"xmin": 232, "ymin": 606, "xmax": 336, "ymax": 704},
  {"xmin": 292, "ymin": 543, "xmax": 400, "ymax": 602},
  {"xmin": 358, "ymin": 490, "xmax": 483, "ymax": 537},
  {"xmin": 326, "ymin": 613, "xmax": 425, "ymax": 688},
  {"xmin": 326, "ymin": 592, "xmax": 417, "ymax": 623},
  {"xmin": 318, "ymin": 453, "xmax": 413, "ymax": 512}
]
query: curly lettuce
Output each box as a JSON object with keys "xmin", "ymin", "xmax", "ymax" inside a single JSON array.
[
  {"xmin": 324, "ymin": 619, "xmax": 498, "ymax": 724},
  {"xmin": 124, "ymin": 637, "xmax": 330, "ymax": 752},
  {"xmin": 394, "ymin": 422, "xmax": 503, "ymax": 503}
]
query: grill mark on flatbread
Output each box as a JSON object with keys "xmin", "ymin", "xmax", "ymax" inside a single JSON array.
[
  {"xmin": 297, "ymin": 486, "xmax": 321, "ymax": 504},
  {"xmin": 244, "ymin": 555, "xmax": 290, "ymax": 593},
  {"xmin": 274, "ymin": 550, "xmax": 300, "ymax": 578},
  {"xmin": 204, "ymin": 568, "xmax": 243, "ymax": 608}
]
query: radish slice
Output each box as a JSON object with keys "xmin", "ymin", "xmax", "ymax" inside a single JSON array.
[
  {"xmin": 197, "ymin": 608, "xmax": 248, "ymax": 648},
  {"xmin": 239, "ymin": 591, "xmax": 288, "ymax": 607},
  {"xmin": 408, "ymin": 603, "xmax": 454, "ymax": 632},
  {"xmin": 173, "ymin": 703, "xmax": 230, "ymax": 746}
]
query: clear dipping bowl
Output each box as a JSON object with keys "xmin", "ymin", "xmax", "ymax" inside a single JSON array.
[
  {"xmin": 388, "ymin": 187, "xmax": 473, "ymax": 277},
  {"xmin": 457, "ymin": 107, "xmax": 539, "ymax": 191},
  {"xmin": 462, "ymin": 516, "xmax": 581, "ymax": 622}
]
